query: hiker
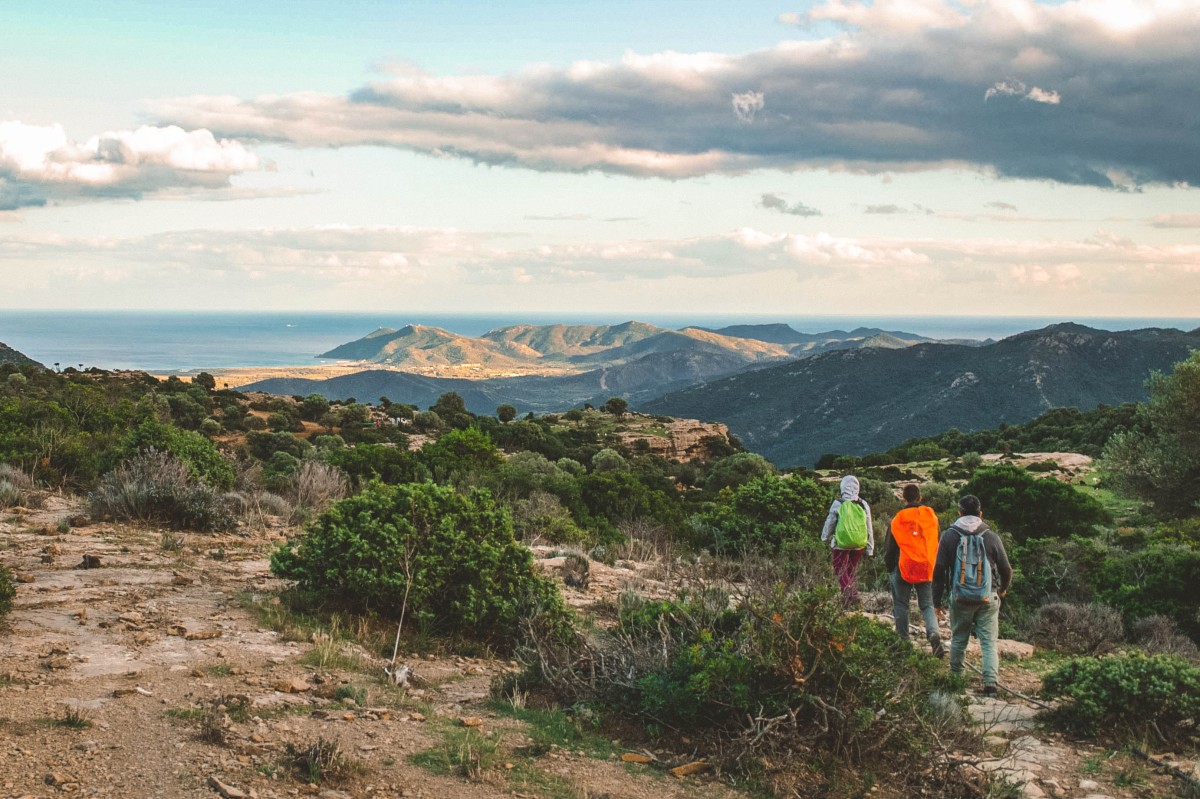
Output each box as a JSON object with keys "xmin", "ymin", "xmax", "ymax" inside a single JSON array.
[
  {"xmin": 885, "ymin": 484, "xmax": 944, "ymax": 657},
  {"xmin": 820, "ymin": 475, "xmax": 874, "ymax": 608},
  {"xmin": 932, "ymin": 495, "xmax": 1013, "ymax": 695}
]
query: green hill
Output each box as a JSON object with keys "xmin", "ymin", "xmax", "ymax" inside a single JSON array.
[
  {"xmin": 642, "ymin": 323, "xmax": 1200, "ymax": 467},
  {"xmin": 0, "ymin": 341, "xmax": 41, "ymax": 369}
]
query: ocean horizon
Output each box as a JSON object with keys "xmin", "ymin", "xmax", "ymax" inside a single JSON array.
[{"xmin": 1, "ymin": 309, "xmax": 1197, "ymax": 372}]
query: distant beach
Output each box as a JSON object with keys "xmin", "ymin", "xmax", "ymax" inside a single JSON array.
[{"xmin": 1, "ymin": 310, "xmax": 1197, "ymax": 374}]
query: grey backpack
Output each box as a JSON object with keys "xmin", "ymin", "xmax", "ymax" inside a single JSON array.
[{"xmin": 951, "ymin": 527, "xmax": 992, "ymax": 604}]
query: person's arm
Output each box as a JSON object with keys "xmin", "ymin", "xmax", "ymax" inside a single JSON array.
[
  {"xmin": 820, "ymin": 500, "xmax": 841, "ymax": 544},
  {"xmin": 883, "ymin": 527, "xmax": 899, "ymax": 573},
  {"xmin": 987, "ymin": 531, "xmax": 1013, "ymax": 596},
  {"xmin": 864, "ymin": 501, "xmax": 875, "ymax": 556},
  {"xmin": 931, "ymin": 529, "xmax": 957, "ymax": 608}
]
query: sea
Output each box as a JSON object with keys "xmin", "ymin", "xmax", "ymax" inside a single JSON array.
[{"xmin": 1, "ymin": 310, "xmax": 1197, "ymax": 372}]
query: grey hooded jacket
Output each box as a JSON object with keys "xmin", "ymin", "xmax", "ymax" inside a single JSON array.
[{"xmin": 820, "ymin": 475, "xmax": 875, "ymax": 555}]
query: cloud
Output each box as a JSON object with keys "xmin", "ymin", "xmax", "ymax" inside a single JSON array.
[
  {"xmin": 731, "ymin": 91, "xmax": 765, "ymax": 123},
  {"xmin": 984, "ymin": 79, "xmax": 1062, "ymax": 105},
  {"xmin": 864, "ymin": 204, "xmax": 907, "ymax": 215},
  {"xmin": 0, "ymin": 121, "xmax": 258, "ymax": 209},
  {"xmin": 1149, "ymin": 213, "xmax": 1200, "ymax": 228},
  {"xmin": 7, "ymin": 223, "xmax": 1199, "ymax": 303},
  {"xmin": 759, "ymin": 192, "xmax": 821, "ymax": 217},
  {"xmin": 987, "ymin": 201, "xmax": 1019, "ymax": 212},
  {"xmin": 154, "ymin": 1, "xmax": 1200, "ymax": 187},
  {"xmin": 523, "ymin": 213, "xmax": 591, "ymax": 221}
]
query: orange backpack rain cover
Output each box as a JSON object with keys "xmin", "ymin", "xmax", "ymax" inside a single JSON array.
[{"xmin": 890, "ymin": 506, "xmax": 940, "ymax": 583}]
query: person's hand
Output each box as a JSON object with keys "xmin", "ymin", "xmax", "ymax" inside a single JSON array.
[{"xmin": 936, "ymin": 607, "xmax": 946, "ymax": 622}]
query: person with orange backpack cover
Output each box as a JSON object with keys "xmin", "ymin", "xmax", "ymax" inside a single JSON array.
[{"xmin": 884, "ymin": 484, "xmax": 944, "ymax": 657}]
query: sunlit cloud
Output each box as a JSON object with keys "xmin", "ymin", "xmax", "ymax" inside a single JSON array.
[
  {"xmin": 0, "ymin": 122, "xmax": 259, "ymax": 209},
  {"xmin": 155, "ymin": 1, "xmax": 1200, "ymax": 187}
]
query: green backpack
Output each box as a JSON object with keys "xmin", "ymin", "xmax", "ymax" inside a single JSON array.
[{"xmin": 834, "ymin": 499, "xmax": 868, "ymax": 549}]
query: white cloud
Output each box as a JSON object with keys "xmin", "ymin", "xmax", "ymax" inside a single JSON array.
[
  {"xmin": 732, "ymin": 91, "xmax": 765, "ymax": 123},
  {"xmin": 984, "ymin": 79, "xmax": 1061, "ymax": 104},
  {"xmin": 0, "ymin": 121, "xmax": 259, "ymax": 209},
  {"xmin": 154, "ymin": 1, "xmax": 1199, "ymax": 187}
]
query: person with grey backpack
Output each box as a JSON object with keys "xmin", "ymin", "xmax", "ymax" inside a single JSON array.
[{"xmin": 931, "ymin": 495, "xmax": 1013, "ymax": 695}]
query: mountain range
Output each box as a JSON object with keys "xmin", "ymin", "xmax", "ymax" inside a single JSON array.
[
  {"xmin": 316, "ymin": 321, "xmax": 942, "ymax": 372},
  {"xmin": 243, "ymin": 322, "xmax": 1199, "ymax": 468},
  {"xmin": 642, "ymin": 323, "xmax": 1200, "ymax": 466}
]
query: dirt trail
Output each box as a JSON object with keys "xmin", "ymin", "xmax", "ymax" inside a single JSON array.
[{"xmin": 0, "ymin": 498, "xmax": 737, "ymax": 799}]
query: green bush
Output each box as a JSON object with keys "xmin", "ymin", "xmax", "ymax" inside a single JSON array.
[
  {"xmin": 1097, "ymin": 543, "xmax": 1200, "ymax": 641},
  {"xmin": 703, "ymin": 452, "xmax": 776, "ymax": 493},
  {"xmin": 1039, "ymin": 652, "xmax": 1200, "ymax": 744},
  {"xmin": 963, "ymin": 465, "xmax": 1111, "ymax": 542},
  {"xmin": 121, "ymin": 418, "xmax": 235, "ymax": 490},
  {"xmin": 691, "ymin": 475, "xmax": 833, "ymax": 555},
  {"xmin": 530, "ymin": 586, "xmax": 963, "ymax": 764},
  {"xmin": 0, "ymin": 563, "xmax": 15, "ymax": 620},
  {"xmin": 270, "ymin": 481, "xmax": 569, "ymax": 645}
]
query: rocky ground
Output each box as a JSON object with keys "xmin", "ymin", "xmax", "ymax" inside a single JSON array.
[{"xmin": 1, "ymin": 497, "xmax": 1192, "ymax": 799}]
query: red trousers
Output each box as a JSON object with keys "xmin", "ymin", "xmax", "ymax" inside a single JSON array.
[{"xmin": 832, "ymin": 548, "xmax": 865, "ymax": 606}]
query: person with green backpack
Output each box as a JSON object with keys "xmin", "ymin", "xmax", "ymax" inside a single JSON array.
[
  {"xmin": 820, "ymin": 475, "xmax": 874, "ymax": 609},
  {"xmin": 932, "ymin": 495, "xmax": 1013, "ymax": 695}
]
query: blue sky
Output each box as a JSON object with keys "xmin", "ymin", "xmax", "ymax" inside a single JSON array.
[{"xmin": 2, "ymin": 0, "xmax": 1199, "ymax": 316}]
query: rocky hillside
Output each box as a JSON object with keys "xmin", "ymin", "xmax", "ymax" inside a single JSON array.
[
  {"xmin": 643, "ymin": 323, "xmax": 1200, "ymax": 467},
  {"xmin": 0, "ymin": 340, "xmax": 41, "ymax": 368},
  {"xmin": 316, "ymin": 321, "xmax": 946, "ymax": 375},
  {"xmin": 239, "ymin": 348, "xmax": 762, "ymax": 413}
]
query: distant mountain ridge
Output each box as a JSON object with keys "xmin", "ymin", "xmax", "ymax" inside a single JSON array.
[
  {"xmin": 317, "ymin": 320, "xmax": 946, "ymax": 373},
  {"xmin": 241, "ymin": 347, "xmax": 761, "ymax": 413},
  {"xmin": 0, "ymin": 341, "xmax": 41, "ymax": 368},
  {"xmin": 642, "ymin": 323, "xmax": 1200, "ymax": 467}
]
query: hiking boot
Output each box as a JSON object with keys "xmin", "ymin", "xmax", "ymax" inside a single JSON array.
[
  {"xmin": 982, "ymin": 685, "xmax": 998, "ymax": 697},
  {"xmin": 929, "ymin": 635, "xmax": 945, "ymax": 659}
]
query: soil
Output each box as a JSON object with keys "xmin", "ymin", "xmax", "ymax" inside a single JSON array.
[
  {"xmin": 0, "ymin": 497, "xmax": 739, "ymax": 799},
  {"xmin": 2, "ymin": 497, "xmax": 1193, "ymax": 799}
]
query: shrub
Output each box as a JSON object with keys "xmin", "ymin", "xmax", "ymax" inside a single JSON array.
[
  {"xmin": 963, "ymin": 465, "xmax": 1111, "ymax": 542},
  {"xmin": 1028, "ymin": 603, "xmax": 1124, "ymax": 656},
  {"xmin": 690, "ymin": 475, "xmax": 833, "ymax": 555},
  {"xmin": 703, "ymin": 452, "xmax": 776, "ymax": 493},
  {"xmin": 1039, "ymin": 652, "xmax": 1200, "ymax": 744},
  {"xmin": 89, "ymin": 449, "xmax": 236, "ymax": 532},
  {"xmin": 271, "ymin": 481, "xmax": 569, "ymax": 645},
  {"xmin": 511, "ymin": 491, "xmax": 587, "ymax": 545},
  {"xmin": 293, "ymin": 461, "xmax": 349, "ymax": 513},
  {"xmin": 1097, "ymin": 543, "xmax": 1200, "ymax": 641},
  {"xmin": 1130, "ymin": 616, "xmax": 1199, "ymax": 660},
  {"xmin": 522, "ymin": 586, "xmax": 964, "ymax": 765},
  {"xmin": 917, "ymin": 481, "xmax": 958, "ymax": 513},
  {"xmin": 0, "ymin": 463, "xmax": 37, "ymax": 508},
  {"xmin": 120, "ymin": 418, "xmax": 235, "ymax": 490},
  {"xmin": 0, "ymin": 564, "xmax": 15, "ymax": 620}
]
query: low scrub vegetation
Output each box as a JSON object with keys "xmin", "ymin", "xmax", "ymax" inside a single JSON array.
[
  {"xmin": 271, "ymin": 481, "xmax": 570, "ymax": 646},
  {"xmin": 0, "ymin": 564, "xmax": 16, "ymax": 620},
  {"xmin": 1028, "ymin": 602, "xmax": 1124, "ymax": 656},
  {"xmin": 88, "ymin": 449, "xmax": 236, "ymax": 532},
  {"xmin": 1039, "ymin": 652, "xmax": 1200, "ymax": 744},
  {"xmin": 518, "ymin": 583, "xmax": 971, "ymax": 778}
]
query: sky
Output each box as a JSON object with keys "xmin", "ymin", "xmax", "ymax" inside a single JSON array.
[{"xmin": 2, "ymin": 0, "xmax": 1199, "ymax": 317}]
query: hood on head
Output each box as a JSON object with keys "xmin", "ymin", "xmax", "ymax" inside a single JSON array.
[
  {"xmin": 956, "ymin": 515, "xmax": 985, "ymax": 533},
  {"xmin": 839, "ymin": 475, "xmax": 860, "ymax": 501}
]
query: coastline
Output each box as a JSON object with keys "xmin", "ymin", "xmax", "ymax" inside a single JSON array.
[{"xmin": 154, "ymin": 361, "xmax": 581, "ymax": 389}]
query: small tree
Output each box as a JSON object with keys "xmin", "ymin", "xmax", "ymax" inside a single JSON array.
[
  {"xmin": 1102, "ymin": 350, "xmax": 1200, "ymax": 517},
  {"xmin": 496, "ymin": 404, "xmax": 517, "ymax": 423},
  {"xmin": 602, "ymin": 397, "xmax": 628, "ymax": 417}
]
